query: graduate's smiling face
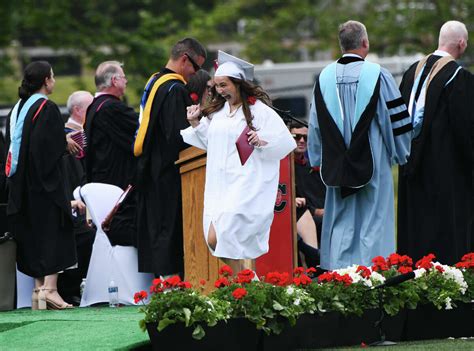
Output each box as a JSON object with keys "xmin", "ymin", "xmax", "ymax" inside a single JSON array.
[{"xmin": 214, "ymin": 76, "xmax": 241, "ymax": 106}]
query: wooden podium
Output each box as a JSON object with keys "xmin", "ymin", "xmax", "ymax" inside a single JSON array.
[{"xmin": 177, "ymin": 147, "xmax": 297, "ymax": 292}]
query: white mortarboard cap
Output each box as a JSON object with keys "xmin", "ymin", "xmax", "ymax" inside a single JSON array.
[{"xmin": 215, "ymin": 50, "xmax": 254, "ymax": 81}]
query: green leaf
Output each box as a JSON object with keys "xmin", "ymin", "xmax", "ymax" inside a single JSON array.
[
  {"xmin": 192, "ymin": 325, "xmax": 205, "ymax": 340},
  {"xmin": 157, "ymin": 318, "xmax": 175, "ymax": 332},
  {"xmin": 183, "ymin": 308, "xmax": 192, "ymax": 326},
  {"xmin": 273, "ymin": 301, "xmax": 285, "ymax": 311}
]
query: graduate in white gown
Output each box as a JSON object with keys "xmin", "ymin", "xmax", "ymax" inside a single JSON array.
[
  {"xmin": 181, "ymin": 51, "xmax": 296, "ymax": 272},
  {"xmin": 307, "ymin": 21, "xmax": 412, "ymax": 270}
]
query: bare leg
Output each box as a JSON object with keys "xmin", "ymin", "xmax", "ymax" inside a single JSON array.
[
  {"xmin": 41, "ymin": 273, "xmax": 72, "ymax": 309},
  {"xmin": 207, "ymin": 222, "xmax": 217, "ymax": 251},
  {"xmin": 297, "ymin": 209, "xmax": 318, "ymax": 249}
]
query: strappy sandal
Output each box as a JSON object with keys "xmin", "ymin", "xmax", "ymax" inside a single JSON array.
[
  {"xmin": 38, "ymin": 288, "xmax": 74, "ymax": 310},
  {"xmin": 31, "ymin": 288, "xmax": 41, "ymax": 310}
]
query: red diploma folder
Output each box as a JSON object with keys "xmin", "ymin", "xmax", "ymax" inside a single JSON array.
[{"xmin": 235, "ymin": 125, "xmax": 254, "ymax": 165}]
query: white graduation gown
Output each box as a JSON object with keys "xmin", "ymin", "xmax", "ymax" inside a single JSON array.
[{"xmin": 181, "ymin": 100, "xmax": 296, "ymax": 259}]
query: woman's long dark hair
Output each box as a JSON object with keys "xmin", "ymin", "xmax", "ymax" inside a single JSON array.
[
  {"xmin": 186, "ymin": 69, "xmax": 211, "ymax": 103},
  {"xmin": 202, "ymin": 77, "xmax": 271, "ymax": 130},
  {"xmin": 18, "ymin": 61, "xmax": 52, "ymax": 99}
]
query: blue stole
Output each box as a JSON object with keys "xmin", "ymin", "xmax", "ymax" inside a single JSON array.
[
  {"xmin": 318, "ymin": 61, "xmax": 380, "ymax": 135},
  {"xmin": 7, "ymin": 93, "xmax": 47, "ymax": 177}
]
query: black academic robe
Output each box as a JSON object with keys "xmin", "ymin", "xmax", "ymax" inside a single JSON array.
[
  {"xmin": 6, "ymin": 99, "xmax": 76, "ymax": 277},
  {"xmin": 294, "ymin": 157, "xmax": 326, "ymax": 243},
  {"xmin": 397, "ymin": 57, "xmax": 473, "ymax": 265},
  {"xmin": 84, "ymin": 94, "xmax": 139, "ymax": 247},
  {"xmin": 136, "ymin": 68, "xmax": 192, "ymax": 276}
]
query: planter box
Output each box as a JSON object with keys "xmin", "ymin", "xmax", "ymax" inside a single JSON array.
[
  {"xmin": 146, "ymin": 318, "xmax": 261, "ymax": 351},
  {"xmin": 403, "ymin": 302, "xmax": 474, "ymax": 341}
]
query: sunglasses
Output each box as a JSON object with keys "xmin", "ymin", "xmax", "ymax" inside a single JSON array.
[
  {"xmin": 292, "ymin": 133, "xmax": 308, "ymax": 141},
  {"xmin": 185, "ymin": 53, "xmax": 201, "ymax": 72}
]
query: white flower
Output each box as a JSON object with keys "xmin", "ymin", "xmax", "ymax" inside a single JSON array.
[
  {"xmin": 445, "ymin": 297, "xmax": 453, "ymax": 310},
  {"xmin": 434, "ymin": 263, "xmax": 468, "ymax": 295},
  {"xmin": 294, "ymin": 298, "xmax": 301, "ymax": 306},
  {"xmin": 370, "ymin": 271, "xmax": 386, "ymax": 284},
  {"xmin": 414, "ymin": 268, "xmax": 426, "ymax": 279},
  {"xmin": 286, "ymin": 286, "xmax": 295, "ymax": 295}
]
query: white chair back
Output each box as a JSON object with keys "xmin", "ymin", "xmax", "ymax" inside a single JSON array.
[{"xmin": 76, "ymin": 183, "xmax": 152, "ymax": 307}]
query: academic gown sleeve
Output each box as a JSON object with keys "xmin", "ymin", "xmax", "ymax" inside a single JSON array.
[
  {"xmin": 180, "ymin": 116, "xmax": 210, "ymax": 150},
  {"xmin": 29, "ymin": 101, "xmax": 70, "ymax": 214},
  {"xmin": 376, "ymin": 68, "xmax": 412, "ymax": 166},
  {"xmin": 252, "ymin": 101, "xmax": 296, "ymax": 160},
  {"xmin": 94, "ymin": 101, "xmax": 138, "ymax": 154},
  {"xmin": 308, "ymin": 92, "xmax": 322, "ymax": 167},
  {"xmin": 158, "ymin": 83, "xmax": 192, "ymax": 154}
]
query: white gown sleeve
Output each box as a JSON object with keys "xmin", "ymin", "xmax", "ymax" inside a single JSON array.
[
  {"xmin": 180, "ymin": 116, "xmax": 210, "ymax": 150},
  {"xmin": 253, "ymin": 102, "xmax": 296, "ymax": 160}
]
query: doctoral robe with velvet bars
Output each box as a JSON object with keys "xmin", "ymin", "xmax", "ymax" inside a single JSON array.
[
  {"xmin": 397, "ymin": 55, "xmax": 473, "ymax": 265},
  {"xmin": 308, "ymin": 59, "xmax": 412, "ymax": 270},
  {"xmin": 181, "ymin": 100, "xmax": 296, "ymax": 259}
]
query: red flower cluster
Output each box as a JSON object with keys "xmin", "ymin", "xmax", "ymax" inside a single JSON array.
[
  {"xmin": 318, "ymin": 272, "xmax": 353, "ymax": 286},
  {"xmin": 265, "ymin": 271, "xmax": 290, "ymax": 286},
  {"xmin": 247, "ymin": 96, "xmax": 257, "ymax": 105},
  {"xmin": 293, "ymin": 267, "xmax": 305, "ymax": 277},
  {"xmin": 434, "ymin": 265, "xmax": 445, "ymax": 273},
  {"xmin": 149, "ymin": 276, "xmax": 192, "ymax": 293},
  {"xmin": 306, "ymin": 267, "xmax": 317, "ymax": 276},
  {"xmin": 356, "ymin": 265, "xmax": 371, "ymax": 278},
  {"xmin": 134, "ymin": 290, "xmax": 148, "ymax": 303},
  {"xmin": 371, "ymin": 256, "xmax": 389, "ymax": 272},
  {"xmin": 214, "ymin": 277, "xmax": 231, "ymax": 288},
  {"xmin": 293, "ymin": 274, "xmax": 312, "ymax": 287},
  {"xmin": 455, "ymin": 252, "xmax": 474, "ymax": 269},
  {"xmin": 415, "ymin": 253, "xmax": 436, "ymax": 270},
  {"xmin": 218, "ymin": 265, "xmax": 233, "ymax": 277},
  {"xmin": 232, "ymin": 287, "xmax": 248, "ymax": 300},
  {"xmin": 199, "ymin": 279, "xmax": 207, "ymax": 286},
  {"xmin": 387, "ymin": 253, "xmax": 413, "ymax": 274},
  {"xmin": 190, "ymin": 92, "xmax": 199, "ymax": 104},
  {"xmin": 236, "ymin": 269, "xmax": 255, "ymax": 284}
]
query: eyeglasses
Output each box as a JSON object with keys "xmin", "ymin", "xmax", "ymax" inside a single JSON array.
[
  {"xmin": 185, "ymin": 53, "xmax": 201, "ymax": 72},
  {"xmin": 292, "ymin": 133, "xmax": 308, "ymax": 141}
]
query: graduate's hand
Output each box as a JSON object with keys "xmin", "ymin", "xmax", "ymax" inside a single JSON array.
[
  {"xmin": 66, "ymin": 131, "xmax": 82, "ymax": 155},
  {"xmin": 247, "ymin": 130, "xmax": 268, "ymax": 147},
  {"xmin": 295, "ymin": 197, "xmax": 306, "ymax": 208},
  {"xmin": 315, "ymin": 208, "xmax": 324, "ymax": 218},
  {"xmin": 186, "ymin": 104, "xmax": 201, "ymax": 127},
  {"xmin": 71, "ymin": 199, "xmax": 86, "ymax": 215}
]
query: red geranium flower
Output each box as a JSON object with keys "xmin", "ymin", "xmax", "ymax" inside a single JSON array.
[
  {"xmin": 455, "ymin": 252, "xmax": 474, "ymax": 269},
  {"xmin": 387, "ymin": 253, "xmax": 401, "ymax": 267},
  {"xmin": 178, "ymin": 281, "xmax": 192, "ymax": 289},
  {"xmin": 199, "ymin": 279, "xmax": 206, "ymax": 286},
  {"xmin": 190, "ymin": 92, "xmax": 199, "ymax": 104},
  {"xmin": 218, "ymin": 265, "xmax": 233, "ymax": 277},
  {"xmin": 371, "ymin": 256, "xmax": 389, "ymax": 272},
  {"xmin": 133, "ymin": 290, "xmax": 148, "ymax": 303},
  {"xmin": 356, "ymin": 265, "xmax": 372, "ymax": 278},
  {"xmin": 293, "ymin": 274, "xmax": 312, "ymax": 286},
  {"xmin": 398, "ymin": 266, "xmax": 413, "ymax": 274},
  {"xmin": 236, "ymin": 269, "xmax": 255, "ymax": 284},
  {"xmin": 265, "ymin": 271, "xmax": 289, "ymax": 286},
  {"xmin": 214, "ymin": 277, "xmax": 231, "ymax": 288},
  {"xmin": 435, "ymin": 265, "xmax": 445, "ymax": 273},
  {"xmin": 247, "ymin": 96, "xmax": 256, "ymax": 105},
  {"xmin": 232, "ymin": 287, "xmax": 248, "ymax": 300},
  {"xmin": 293, "ymin": 267, "xmax": 305, "ymax": 277},
  {"xmin": 163, "ymin": 275, "xmax": 182, "ymax": 289},
  {"xmin": 318, "ymin": 272, "xmax": 334, "ymax": 283},
  {"xmin": 306, "ymin": 267, "xmax": 317, "ymax": 276},
  {"xmin": 415, "ymin": 253, "xmax": 436, "ymax": 269}
]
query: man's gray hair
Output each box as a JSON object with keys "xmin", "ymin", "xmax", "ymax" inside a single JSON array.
[
  {"xmin": 66, "ymin": 90, "xmax": 93, "ymax": 114},
  {"xmin": 439, "ymin": 21, "xmax": 468, "ymax": 48},
  {"xmin": 338, "ymin": 20, "xmax": 368, "ymax": 52},
  {"xmin": 95, "ymin": 61, "xmax": 123, "ymax": 91}
]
